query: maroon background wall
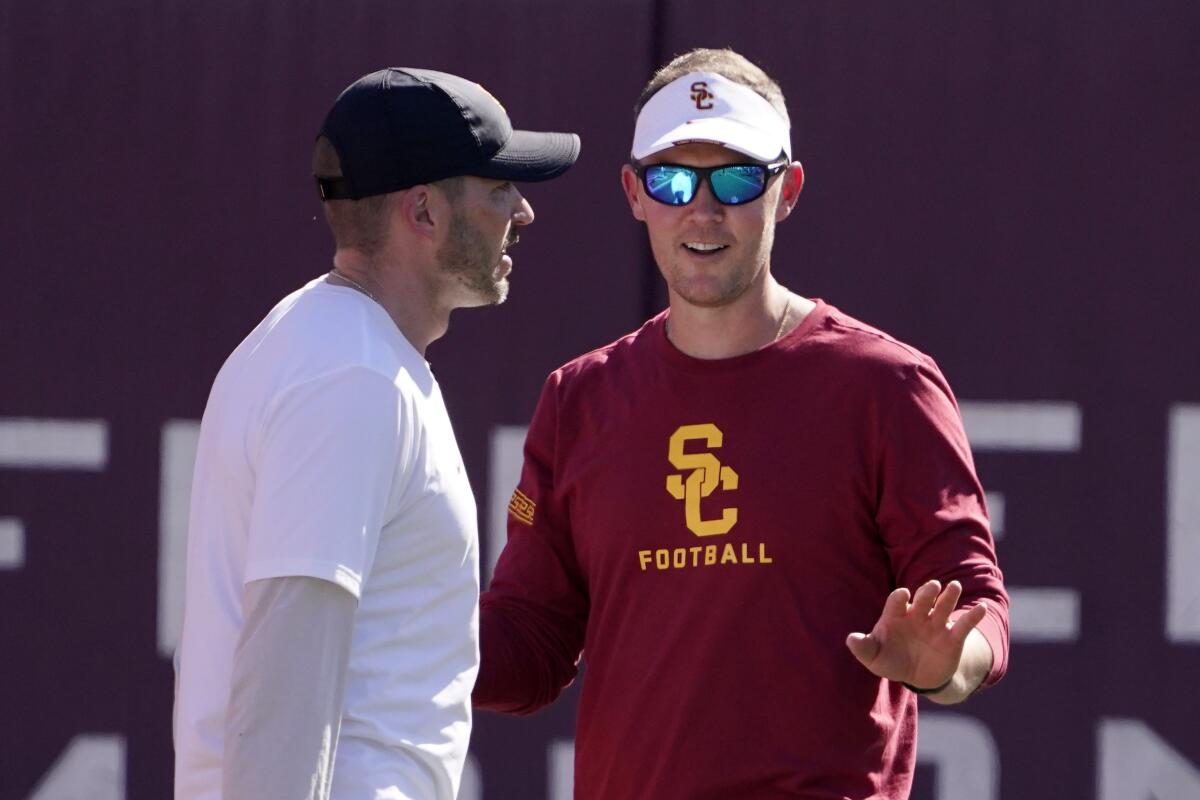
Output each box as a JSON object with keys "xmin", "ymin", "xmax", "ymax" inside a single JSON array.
[{"xmin": 2, "ymin": 2, "xmax": 1198, "ymax": 798}]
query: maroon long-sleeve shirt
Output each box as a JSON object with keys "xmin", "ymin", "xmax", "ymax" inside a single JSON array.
[{"xmin": 476, "ymin": 301, "xmax": 1009, "ymax": 799}]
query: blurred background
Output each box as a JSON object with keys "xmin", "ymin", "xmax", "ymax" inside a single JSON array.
[{"xmin": 2, "ymin": 1, "xmax": 1198, "ymax": 797}]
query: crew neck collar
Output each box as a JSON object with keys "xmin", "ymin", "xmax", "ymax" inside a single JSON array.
[
  {"xmin": 312, "ymin": 277, "xmax": 429, "ymax": 366},
  {"xmin": 650, "ymin": 299, "xmax": 829, "ymax": 374}
]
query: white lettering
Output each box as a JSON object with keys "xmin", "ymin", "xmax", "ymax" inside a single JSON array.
[
  {"xmin": 961, "ymin": 400, "xmax": 1083, "ymax": 643},
  {"xmin": 29, "ymin": 734, "xmax": 126, "ymax": 800},
  {"xmin": 548, "ymin": 738, "xmax": 574, "ymax": 800},
  {"xmin": 1008, "ymin": 587, "xmax": 1081, "ymax": 642},
  {"xmin": 985, "ymin": 491, "xmax": 1005, "ymax": 539},
  {"xmin": 0, "ymin": 517, "xmax": 25, "ymax": 569},
  {"xmin": 1167, "ymin": 405, "xmax": 1200, "ymax": 642},
  {"xmin": 159, "ymin": 420, "xmax": 200, "ymax": 657},
  {"xmin": 916, "ymin": 713, "xmax": 998, "ymax": 800},
  {"xmin": 959, "ymin": 401, "xmax": 1081, "ymax": 451},
  {"xmin": 487, "ymin": 425, "xmax": 529, "ymax": 586},
  {"xmin": 0, "ymin": 418, "xmax": 109, "ymax": 469},
  {"xmin": 459, "ymin": 753, "xmax": 482, "ymax": 800},
  {"xmin": 1099, "ymin": 718, "xmax": 1200, "ymax": 799},
  {"xmin": 0, "ymin": 418, "xmax": 111, "ymax": 579}
]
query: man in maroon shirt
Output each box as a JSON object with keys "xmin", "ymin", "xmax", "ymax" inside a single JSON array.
[{"xmin": 475, "ymin": 48, "xmax": 1009, "ymax": 799}]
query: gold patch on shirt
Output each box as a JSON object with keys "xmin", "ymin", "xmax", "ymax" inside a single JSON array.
[
  {"xmin": 665, "ymin": 423, "xmax": 739, "ymax": 537},
  {"xmin": 508, "ymin": 488, "xmax": 536, "ymax": 526}
]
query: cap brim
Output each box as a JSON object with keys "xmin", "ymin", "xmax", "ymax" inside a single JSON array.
[
  {"xmin": 634, "ymin": 117, "xmax": 786, "ymax": 162},
  {"xmin": 473, "ymin": 130, "xmax": 581, "ymax": 182}
]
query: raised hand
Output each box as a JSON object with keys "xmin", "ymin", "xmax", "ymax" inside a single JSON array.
[{"xmin": 845, "ymin": 579, "xmax": 988, "ymax": 693}]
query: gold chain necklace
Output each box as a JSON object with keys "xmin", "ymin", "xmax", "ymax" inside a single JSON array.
[{"xmin": 774, "ymin": 292, "xmax": 792, "ymax": 341}]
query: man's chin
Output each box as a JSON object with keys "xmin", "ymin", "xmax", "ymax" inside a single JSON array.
[
  {"xmin": 490, "ymin": 278, "xmax": 509, "ymax": 305},
  {"xmin": 669, "ymin": 281, "xmax": 746, "ymax": 309},
  {"xmin": 457, "ymin": 276, "xmax": 508, "ymax": 308}
]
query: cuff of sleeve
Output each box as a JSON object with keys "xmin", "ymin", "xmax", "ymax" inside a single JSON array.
[
  {"xmin": 964, "ymin": 603, "xmax": 1009, "ymax": 688},
  {"xmin": 245, "ymin": 558, "xmax": 363, "ymax": 599}
]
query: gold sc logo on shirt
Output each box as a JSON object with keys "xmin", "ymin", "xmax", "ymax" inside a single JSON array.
[{"xmin": 666, "ymin": 423, "xmax": 739, "ymax": 536}]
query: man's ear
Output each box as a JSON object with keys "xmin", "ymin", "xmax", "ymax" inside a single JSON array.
[
  {"xmin": 620, "ymin": 164, "xmax": 647, "ymax": 222},
  {"xmin": 775, "ymin": 162, "xmax": 805, "ymax": 223},
  {"xmin": 398, "ymin": 185, "xmax": 441, "ymax": 241}
]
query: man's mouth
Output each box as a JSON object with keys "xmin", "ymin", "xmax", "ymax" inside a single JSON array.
[
  {"xmin": 682, "ymin": 241, "xmax": 728, "ymax": 255},
  {"xmin": 496, "ymin": 233, "xmax": 518, "ymax": 276}
]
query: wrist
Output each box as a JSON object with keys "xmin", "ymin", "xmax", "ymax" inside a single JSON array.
[{"xmin": 902, "ymin": 676, "xmax": 954, "ymax": 696}]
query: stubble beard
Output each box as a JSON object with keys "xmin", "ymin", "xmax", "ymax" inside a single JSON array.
[
  {"xmin": 660, "ymin": 244, "xmax": 764, "ymax": 309},
  {"xmin": 437, "ymin": 208, "xmax": 509, "ymax": 306},
  {"xmin": 662, "ymin": 219, "xmax": 776, "ymax": 309}
]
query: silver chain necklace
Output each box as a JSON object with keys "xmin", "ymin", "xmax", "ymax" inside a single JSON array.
[{"xmin": 328, "ymin": 269, "xmax": 376, "ymax": 302}]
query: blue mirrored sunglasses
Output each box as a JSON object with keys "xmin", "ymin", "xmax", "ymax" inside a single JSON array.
[{"xmin": 633, "ymin": 160, "xmax": 788, "ymax": 206}]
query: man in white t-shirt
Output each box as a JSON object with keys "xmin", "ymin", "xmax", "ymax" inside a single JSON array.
[{"xmin": 172, "ymin": 68, "xmax": 580, "ymax": 800}]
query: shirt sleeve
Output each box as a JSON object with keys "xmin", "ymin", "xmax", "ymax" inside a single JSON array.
[
  {"xmin": 245, "ymin": 366, "xmax": 407, "ymax": 598},
  {"xmin": 874, "ymin": 356, "xmax": 1010, "ymax": 687},
  {"xmin": 474, "ymin": 372, "xmax": 590, "ymax": 714},
  {"xmin": 223, "ymin": 576, "xmax": 357, "ymax": 800}
]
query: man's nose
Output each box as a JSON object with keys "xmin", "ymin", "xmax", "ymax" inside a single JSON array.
[
  {"xmin": 513, "ymin": 193, "xmax": 535, "ymax": 225},
  {"xmin": 686, "ymin": 180, "xmax": 724, "ymax": 221}
]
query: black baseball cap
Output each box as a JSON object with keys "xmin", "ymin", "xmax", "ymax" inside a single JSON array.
[{"xmin": 316, "ymin": 68, "xmax": 581, "ymax": 200}]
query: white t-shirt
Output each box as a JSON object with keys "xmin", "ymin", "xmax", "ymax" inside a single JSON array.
[{"xmin": 174, "ymin": 278, "xmax": 480, "ymax": 800}]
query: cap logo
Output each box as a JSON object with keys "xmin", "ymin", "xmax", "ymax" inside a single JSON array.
[{"xmin": 689, "ymin": 81, "xmax": 714, "ymax": 111}]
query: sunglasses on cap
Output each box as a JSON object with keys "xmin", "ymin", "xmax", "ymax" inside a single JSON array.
[{"xmin": 632, "ymin": 159, "xmax": 788, "ymax": 207}]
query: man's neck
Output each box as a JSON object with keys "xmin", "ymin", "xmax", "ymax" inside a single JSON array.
[
  {"xmin": 330, "ymin": 251, "xmax": 448, "ymax": 357},
  {"xmin": 665, "ymin": 279, "xmax": 813, "ymax": 360}
]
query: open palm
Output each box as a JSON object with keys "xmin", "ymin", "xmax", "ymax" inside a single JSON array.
[{"xmin": 845, "ymin": 579, "xmax": 988, "ymax": 691}]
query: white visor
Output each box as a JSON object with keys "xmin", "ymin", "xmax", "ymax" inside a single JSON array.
[{"xmin": 632, "ymin": 71, "xmax": 792, "ymax": 162}]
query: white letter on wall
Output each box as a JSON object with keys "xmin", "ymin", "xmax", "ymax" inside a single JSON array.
[
  {"xmin": 960, "ymin": 401, "xmax": 1083, "ymax": 643},
  {"xmin": 28, "ymin": 734, "xmax": 126, "ymax": 800},
  {"xmin": 1167, "ymin": 405, "xmax": 1200, "ymax": 642},
  {"xmin": 486, "ymin": 425, "xmax": 529, "ymax": 587},
  {"xmin": 159, "ymin": 420, "xmax": 201, "ymax": 657},
  {"xmin": 547, "ymin": 738, "xmax": 575, "ymax": 800},
  {"xmin": 1099, "ymin": 718, "xmax": 1200, "ymax": 799},
  {"xmin": 916, "ymin": 713, "xmax": 998, "ymax": 800}
]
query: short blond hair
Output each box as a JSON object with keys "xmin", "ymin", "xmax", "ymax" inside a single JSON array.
[{"xmin": 635, "ymin": 48, "xmax": 789, "ymax": 126}]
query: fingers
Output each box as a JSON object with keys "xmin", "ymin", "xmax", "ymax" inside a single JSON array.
[
  {"xmin": 880, "ymin": 579, "xmax": 983, "ymax": 641},
  {"xmin": 949, "ymin": 600, "xmax": 988, "ymax": 645},
  {"xmin": 845, "ymin": 632, "xmax": 880, "ymax": 666},
  {"xmin": 903, "ymin": 580, "xmax": 972, "ymax": 628},
  {"xmin": 910, "ymin": 580, "xmax": 942, "ymax": 618},
  {"xmin": 881, "ymin": 587, "xmax": 911, "ymax": 620},
  {"xmin": 930, "ymin": 580, "xmax": 963, "ymax": 627}
]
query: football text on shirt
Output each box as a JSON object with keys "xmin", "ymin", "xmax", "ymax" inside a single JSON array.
[{"xmin": 643, "ymin": 424, "xmax": 772, "ymax": 570}]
